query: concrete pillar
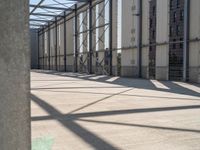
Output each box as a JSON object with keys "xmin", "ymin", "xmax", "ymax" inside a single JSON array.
[
  {"xmin": 82, "ymin": 11, "xmax": 88, "ymax": 73},
  {"xmin": 111, "ymin": 0, "xmax": 118, "ymax": 76},
  {"xmin": 58, "ymin": 20, "xmax": 64, "ymax": 71},
  {"xmin": 66, "ymin": 15, "xmax": 74, "ymax": 72},
  {"xmin": 121, "ymin": 0, "xmax": 138, "ymax": 77},
  {"xmin": 30, "ymin": 29, "xmax": 39, "ymax": 69},
  {"xmin": 91, "ymin": 1, "xmax": 96, "ymax": 73},
  {"xmin": 0, "ymin": 0, "xmax": 31, "ymax": 150},
  {"xmin": 141, "ymin": 0, "xmax": 150, "ymax": 79},
  {"xmin": 97, "ymin": 2, "xmax": 105, "ymax": 75},
  {"xmin": 156, "ymin": 0, "xmax": 169, "ymax": 80},
  {"xmin": 189, "ymin": 0, "xmax": 200, "ymax": 83}
]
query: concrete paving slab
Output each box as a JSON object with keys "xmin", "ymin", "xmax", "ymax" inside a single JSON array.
[{"xmin": 31, "ymin": 70, "xmax": 200, "ymax": 150}]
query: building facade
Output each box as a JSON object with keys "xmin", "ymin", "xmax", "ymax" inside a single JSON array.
[{"xmin": 37, "ymin": 0, "xmax": 200, "ymax": 83}]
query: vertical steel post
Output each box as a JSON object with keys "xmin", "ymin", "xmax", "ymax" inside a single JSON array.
[
  {"xmin": 109, "ymin": 0, "xmax": 113, "ymax": 76},
  {"xmin": 74, "ymin": 4, "xmax": 78, "ymax": 72},
  {"xmin": 137, "ymin": 0, "xmax": 142, "ymax": 78},
  {"xmin": 55, "ymin": 17, "xmax": 58, "ymax": 71},
  {"xmin": 42, "ymin": 28, "xmax": 45, "ymax": 70},
  {"xmin": 89, "ymin": 0, "xmax": 93, "ymax": 74},
  {"xmin": 38, "ymin": 31, "xmax": 40, "ymax": 69},
  {"xmin": 64, "ymin": 12, "xmax": 67, "ymax": 72},
  {"xmin": 48, "ymin": 23, "xmax": 51, "ymax": 70},
  {"xmin": 183, "ymin": 0, "xmax": 190, "ymax": 81}
]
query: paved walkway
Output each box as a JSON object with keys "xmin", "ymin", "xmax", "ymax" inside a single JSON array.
[{"xmin": 31, "ymin": 70, "xmax": 200, "ymax": 150}]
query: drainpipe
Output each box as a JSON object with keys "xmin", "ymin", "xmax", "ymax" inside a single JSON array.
[
  {"xmin": 183, "ymin": 0, "xmax": 190, "ymax": 81},
  {"xmin": 136, "ymin": 0, "xmax": 142, "ymax": 78}
]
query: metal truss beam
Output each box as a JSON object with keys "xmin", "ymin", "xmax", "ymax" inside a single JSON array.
[
  {"xmin": 89, "ymin": 0, "xmax": 93, "ymax": 74},
  {"xmin": 30, "ymin": 4, "xmax": 73, "ymax": 11},
  {"xmin": 30, "ymin": 24, "xmax": 44, "ymax": 27},
  {"xmin": 31, "ymin": 13, "xmax": 62, "ymax": 17},
  {"xmin": 38, "ymin": 31, "xmax": 40, "ymax": 69},
  {"xmin": 48, "ymin": 23, "xmax": 51, "ymax": 70},
  {"xmin": 137, "ymin": 0, "xmax": 142, "ymax": 78},
  {"xmin": 109, "ymin": 0, "xmax": 113, "ymax": 76},
  {"xmin": 30, "ymin": 0, "xmax": 44, "ymax": 15},
  {"xmin": 64, "ymin": 12, "xmax": 67, "ymax": 72},
  {"xmin": 74, "ymin": 4, "xmax": 78, "ymax": 72},
  {"xmin": 55, "ymin": 17, "xmax": 58, "ymax": 71},
  {"xmin": 30, "ymin": 19, "xmax": 54, "ymax": 23}
]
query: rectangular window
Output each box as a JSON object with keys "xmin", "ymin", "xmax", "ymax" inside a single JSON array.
[
  {"xmin": 174, "ymin": 12, "xmax": 177, "ymax": 22},
  {"xmin": 180, "ymin": 10, "xmax": 184, "ymax": 21},
  {"xmin": 177, "ymin": 0, "xmax": 180, "ymax": 8}
]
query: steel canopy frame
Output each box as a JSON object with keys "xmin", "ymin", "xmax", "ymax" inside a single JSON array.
[
  {"xmin": 34, "ymin": 0, "xmax": 114, "ymax": 77},
  {"xmin": 29, "ymin": 0, "xmax": 89, "ymax": 29}
]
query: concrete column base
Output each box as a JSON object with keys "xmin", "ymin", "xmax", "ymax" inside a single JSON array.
[
  {"xmin": 142, "ymin": 66, "xmax": 148, "ymax": 79},
  {"xmin": 189, "ymin": 67, "xmax": 200, "ymax": 83},
  {"xmin": 121, "ymin": 66, "xmax": 139, "ymax": 77},
  {"xmin": 156, "ymin": 66, "xmax": 168, "ymax": 80}
]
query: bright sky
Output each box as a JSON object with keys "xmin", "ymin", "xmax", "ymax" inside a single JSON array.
[{"xmin": 30, "ymin": 0, "xmax": 77, "ymax": 22}]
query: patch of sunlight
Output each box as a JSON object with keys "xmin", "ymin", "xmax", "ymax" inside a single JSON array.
[
  {"xmin": 32, "ymin": 136, "xmax": 54, "ymax": 150},
  {"xmin": 106, "ymin": 77, "xmax": 120, "ymax": 82},
  {"xmin": 150, "ymin": 80, "xmax": 170, "ymax": 90}
]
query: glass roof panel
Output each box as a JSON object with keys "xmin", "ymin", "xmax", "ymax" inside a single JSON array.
[{"xmin": 29, "ymin": 0, "xmax": 83, "ymax": 29}]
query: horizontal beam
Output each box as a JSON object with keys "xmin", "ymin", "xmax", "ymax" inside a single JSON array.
[
  {"xmin": 31, "ymin": 13, "xmax": 62, "ymax": 17},
  {"xmin": 30, "ymin": 24, "xmax": 44, "ymax": 26},
  {"xmin": 30, "ymin": 19, "xmax": 54, "ymax": 23},
  {"xmin": 30, "ymin": 0, "xmax": 44, "ymax": 15},
  {"xmin": 30, "ymin": 4, "xmax": 73, "ymax": 11},
  {"xmin": 64, "ymin": 0, "xmax": 88, "ymax": 2}
]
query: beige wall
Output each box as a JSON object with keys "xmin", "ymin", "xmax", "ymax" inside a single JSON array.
[
  {"xmin": 156, "ymin": 0, "xmax": 169, "ymax": 80},
  {"xmin": 189, "ymin": 0, "xmax": 200, "ymax": 83}
]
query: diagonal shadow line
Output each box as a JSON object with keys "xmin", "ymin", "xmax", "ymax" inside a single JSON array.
[
  {"xmin": 31, "ymin": 104, "xmax": 200, "ymax": 122},
  {"xmin": 68, "ymin": 88, "xmax": 133, "ymax": 114},
  {"xmin": 33, "ymin": 82, "xmax": 74, "ymax": 89},
  {"xmin": 35, "ymin": 89, "xmax": 200, "ymax": 101},
  {"xmin": 31, "ymin": 94, "xmax": 118, "ymax": 150},
  {"xmin": 73, "ymin": 105, "xmax": 200, "ymax": 118},
  {"xmin": 77, "ymin": 119, "xmax": 200, "ymax": 134},
  {"xmin": 31, "ymin": 80, "xmax": 82, "ymax": 82},
  {"xmin": 31, "ymin": 86, "xmax": 125, "ymax": 90}
]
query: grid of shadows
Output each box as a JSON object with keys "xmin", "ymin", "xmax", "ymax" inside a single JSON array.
[
  {"xmin": 31, "ymin": 94, "xmax": 119, "ymax": 150},
  {"xmin": 32, "ymin": 70, "xmax": 200, "ymax": 97},
  {"xmin": 31, "ymin": 94, "xmax": 200, "ymax": 134},
  {"xmin": 77, "ymin": 119, "xmax": 200, "ymax": 134}
]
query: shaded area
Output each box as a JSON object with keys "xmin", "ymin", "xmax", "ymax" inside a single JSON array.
[
  {"xmin": 31, "ymin": 94, "xmax": 119, "ymax": 150},
  {"xmin": 32, "ymin": 89, "xmax": 200, "ymax": 101},
  {"xmin": 78, "ymin": 119, "xmax": 200, "ymax": 134},
  {"xmin": 31, "ymin": 71, "xmax": 200, "ymax": 149},
  {"xmin": 32, "ymin": 102, "xmax": 200, "ymax": 122},
  {"xmin": 31, "ymin": 93, "xmax": 200, "ymax": 149},
  {"xmin": 32, "ymin": 70, "xmax": 200, "ymax": 97}
]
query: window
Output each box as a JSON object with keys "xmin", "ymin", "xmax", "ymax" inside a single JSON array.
[
  {"xmin": 173, "ymin": 39, "xmax": 176, "ymax": 49},
  {"xmin": 153, "ymin": 6, "xmax": 156, "ymax": 16},
  {"xmin": 152, "ymin": 30, "xmax": 155, "ymax": 39},
  {"xmin": 180, "ymin": 10, "xmax": 184, "ymax": 21},
  {"xmin": 174, "ymin": 12, "xmax": 177, "ymax": 22},
  {"xmin": 177, "ymin": 0, "xmax": 180, "ymax": 8},
  {"xmin": 170, "ymin": 26, "xmax": 173, "ymax": 36},
  {"xmin": 170, "ymin": 0, "xmax": 173, "ymax": 9},
  {"xmin": 180, "ymin": 38, "xmax": 183, "ymax": 48},
  {"xmin": 176, "ymin": 25, "xmax": 180, "ymax": 35},
  {"xmin": 150, "ymin": 19, "xmax": 153, "ymax": 28}
]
